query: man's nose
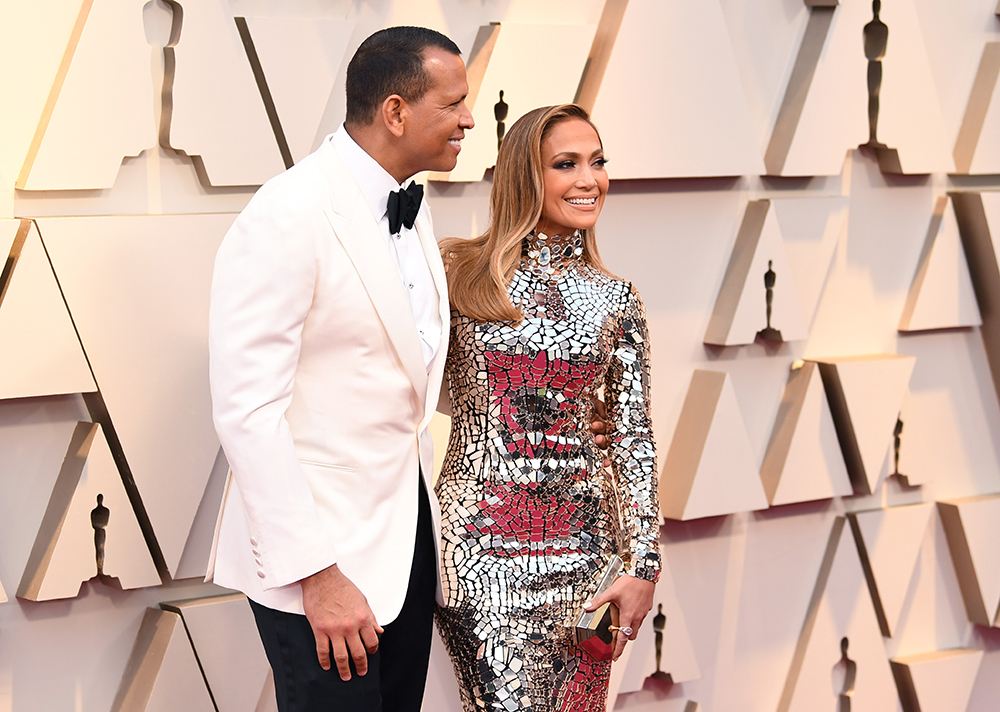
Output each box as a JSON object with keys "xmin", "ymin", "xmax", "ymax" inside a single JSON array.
[{"xmin": 460, "ymin": 102, "xmax": 475, "ymax": 129}]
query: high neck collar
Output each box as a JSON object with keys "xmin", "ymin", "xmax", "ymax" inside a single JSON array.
[{"xmin": 522, "ymin": 230, "xmax": 584, "ymax": 279}]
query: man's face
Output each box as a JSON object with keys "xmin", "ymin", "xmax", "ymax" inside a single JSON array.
[{"xmin": 400, "ymin": 48, "xmax": 475, "ymax": 175}]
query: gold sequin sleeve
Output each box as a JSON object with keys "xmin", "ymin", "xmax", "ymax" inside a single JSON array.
[{"xmin": 605, "ymin": 284, "xmax": 661, "ymax": 582}]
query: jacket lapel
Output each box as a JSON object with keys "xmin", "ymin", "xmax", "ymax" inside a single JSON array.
[
  {"xmin": 318, "ymin": 141, "xmax": 428, "ymax": 409},
  {"xmin": 413, "ymin": 207, "xmax": 449, "ymax": 345},
  {"xmin": 413, "ymin": 206, "xmax": 451, "ymax": 426}
]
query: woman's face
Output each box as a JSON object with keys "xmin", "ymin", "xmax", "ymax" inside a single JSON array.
[{"xmin": 535, "ymin": 118, "xmax": 609, "ymax": 237}]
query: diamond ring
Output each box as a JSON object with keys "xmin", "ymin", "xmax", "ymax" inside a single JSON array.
[{"xmin": 610, "ymin": 625, "xmax": 633, "ymax": 637}]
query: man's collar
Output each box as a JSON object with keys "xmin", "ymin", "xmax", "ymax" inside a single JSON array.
[{"xmin": 330, "ymin": 124, "xmax": 411, "ymax": 224}]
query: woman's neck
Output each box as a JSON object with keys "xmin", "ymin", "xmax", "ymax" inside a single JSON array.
[{"xmin": 522, "ymin": 229, "xmax": 584, "ymax": 278}]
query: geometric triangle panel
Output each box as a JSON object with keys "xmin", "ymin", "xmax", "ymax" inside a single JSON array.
[
  {"xmin": 586, "ymin": 0, "xmax": 763, "ymax": 178},
  {"xmin": 731, "ymin": 507, "xmax": 846, "ymax": 711},
  {"xmin": 0, "ymin": 1, "xmax": 90, "ymax": 189},
  {"xmin": 952, "ymin": 192, "xmax": 1000, "ymax": 423},
  {"xmin": 36, "ymin": 214, "xmax": 234, "ymax": 576},
  {"xmin": 0, "ymin": 216, "xmax": 19, "ymax": 256},
  {"xmin": 430, "ymin": 22, "xmax": 595, "ymax": 183},
  {"xmin": 848, "ymin": 503, "xmax": 933, "ymax": 637},
  {"xmin": 892, "ymin": 392, "xmax": 933, "ymax": 488},
  {"xmin": 873, "ymin": 0, "xmax": 954, "ymax": 174},
  {"xmin": 776, "ymin": 517, "xmax": 901, "ymax": 712},
  {"xmin": 242, "ymin": 16, "xmax": 355, "ymax": 164},
  {"xmin": 765, "ymin": 3, "xmax": 837, "ymax": 176},
  {"xmin": 167, "ymin": 0, "xmax": 286, "ymax": 186},
  {"xmin": 17, "ymin": 421, "xmax": 160, "ymax": 601},
  {"xmin": 705, "ymin": 200, "xmax": 809, "ymax": 347},
  {"xmin": 890, "ymin": 648, "xmax": 984, "ymax": 712},
  {"xmin": 938, "ymin": 494, "xmax": 1000, "ymax": 627},
  {"xmin": 172, "ymin": 447, "xmax": 229, "ymax": 582},
  {"xmin": 898, "ymin": 196, "xmax": 981, "ymax": 332},
  {"xmin": 110, "ymin": 607, "xmax": 215, "ymax": 712},
  {"xmin": 891, "ymin": 648, "xmax": 983, "ymax": 712},
  {"xmin": 983, "ymin": 185, "xmax": 1000, "ymax": 246},
  {"xmin": 761, "ymin": 360, "xmax": 852, "ymax": 506},
  {"xmin": 661, "ymin": 370, "xmax": 768, "ymax": 521},
  {"xmin": 813, "ymin": 354, "xmax": 916, "ymax": 496},
  {"xmin": 954, "ymin": 42, "xmax": 1000, "ymax": 175},
  {"xmin": 964, "ymin": 42, "xmax": 1000, "ymax": 176},
  {"xmin": 768, "ymin": 1, "xmax": 870, "ymax": 177},
  {"xmin": 17, "ymin": 0, "xmax": 156, "ymax": 190},
  {"xmin": 772, "ymin": 196, "xmax": 848, "ymax": 327},
  {"xmin": 161, "ymin": 593, "xmax": 271, "ymax": 712},
  {"xmin": 0, "ymin": 219, "xmax": 96, "ymax": 399}
]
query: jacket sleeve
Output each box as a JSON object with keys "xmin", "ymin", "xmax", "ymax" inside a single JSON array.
[
  {"xmin": 604, "ymin": 283, "xmax": 661, "ymax": 582},
  {"xmin": 209, "ymin": 185, "xmax": 338, "ymax": 590}
]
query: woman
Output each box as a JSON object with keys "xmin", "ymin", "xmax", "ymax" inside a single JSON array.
[{"xmin": 435, "ymin": 103, "xmax": 661, "ymax": 711}]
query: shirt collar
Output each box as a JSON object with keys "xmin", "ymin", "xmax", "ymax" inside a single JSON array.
[{"xmin": 330, "ymin": 124, "xmax": 410, "ymax": 224}]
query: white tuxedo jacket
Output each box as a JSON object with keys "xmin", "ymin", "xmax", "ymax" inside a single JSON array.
[{"xmin": 207, "ymin": 136, "xmax": 448, "ymax": 622}]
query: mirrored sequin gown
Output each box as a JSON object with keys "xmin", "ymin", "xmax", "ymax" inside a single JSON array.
[{"xmin": 435, "ymin": 232, "xmax": 661, "ymax": 712}]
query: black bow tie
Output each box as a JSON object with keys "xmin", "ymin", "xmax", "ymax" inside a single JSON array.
[{"xmin": 387, "ymin": 182, "xmax": 424, "ymax": 235}]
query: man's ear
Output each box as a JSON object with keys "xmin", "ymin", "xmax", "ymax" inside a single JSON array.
[{"xmin": 381, "ymin": 95, "xmax": 406, "ymax": 138}]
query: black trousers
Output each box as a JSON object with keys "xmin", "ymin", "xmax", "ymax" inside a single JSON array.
[{"xmin": 250, "ymin": 476, "xmax": 436, "ymax": 712}]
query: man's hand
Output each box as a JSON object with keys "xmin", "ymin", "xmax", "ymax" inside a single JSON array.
[
  {"xmin": 583, "ymin": 574, "xmax": 655, "ymax": 661},
  {"xmin": 590, "ymin": 395, "xmax": 612, "ymax": 468},
  {"xmin": 301, "ymin": 564, "xmax": 383, "ymax": 681}
]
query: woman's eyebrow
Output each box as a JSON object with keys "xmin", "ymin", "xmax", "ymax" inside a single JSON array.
[{"xmin": 550, "ymin": 149, "xmax": 604, "ymax": 160}]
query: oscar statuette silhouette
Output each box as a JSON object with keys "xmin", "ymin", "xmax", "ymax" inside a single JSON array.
[
  {"xmin": 494, "ymin": 89, "xmax": 509, "ymax": 153},
  {"xmin": 90, "ymin": 493, "xmax": 122, "ymax": 589},
  {"xmin": 832, "ymin": 637, "xmax": 857, "ymax": 712},
  {"xmin": 757, "ymin": 260, "xmax": 783, "ymax": 343},
  {"xmin": 893, "ymin": 415, "xmax": 903, "ymax": 477},
  {"xmin": 650, "ymin": 603, "xmax": 671, "ymax": 682},
  {"xmin": 863, "ymin": 0, "xmax": 889, "ymax": 148},
  {"xmin": 91, "ymin": 494, "xmax": 110, "ymax": 576},
  {"xmin": 643, "ymin": 603, "xmax": 673, "ymax": 694}
]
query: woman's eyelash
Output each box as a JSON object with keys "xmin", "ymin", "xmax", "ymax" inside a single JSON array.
[{"xmin": 552, "ymin": 158, "xmax": 608, "ymax": 169}]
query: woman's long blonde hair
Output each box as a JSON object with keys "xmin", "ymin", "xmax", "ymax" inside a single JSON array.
[{"xmin": 440, "ymin": 104, "xmax": 614, "ymax": 322}]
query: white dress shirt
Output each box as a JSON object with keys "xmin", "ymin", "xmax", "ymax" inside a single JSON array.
[{"xmin": 331, "ymin": 126, "xmax": 442, "ymax": 370}]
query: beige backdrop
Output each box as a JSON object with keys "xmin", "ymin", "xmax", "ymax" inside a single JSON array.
[{"xmin": 1, "ymin": 0, "xmax": 1000, "ymax": 711}]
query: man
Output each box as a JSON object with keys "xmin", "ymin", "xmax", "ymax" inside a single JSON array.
[{"xmin": 207, "ymin": 27, "xmax": 473, "ymax": 712}]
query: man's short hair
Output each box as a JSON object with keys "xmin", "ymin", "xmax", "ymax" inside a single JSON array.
[{"xmin": 345, "ymin": 26, "xmax": 461, "ymax": 126}]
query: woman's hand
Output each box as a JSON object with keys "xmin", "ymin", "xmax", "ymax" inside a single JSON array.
[
  {"xmin": 583, "ymin": 574, "xmax": 655, "ymax": 661},
  {"xmin": 589, "ymin": 394, "xmax": 612, "ymax": 468}
]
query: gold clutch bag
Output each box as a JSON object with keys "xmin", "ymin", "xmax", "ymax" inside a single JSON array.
[{"xmin": 571, "ymin": 555, "xmax": 623, "ymax": 661}]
